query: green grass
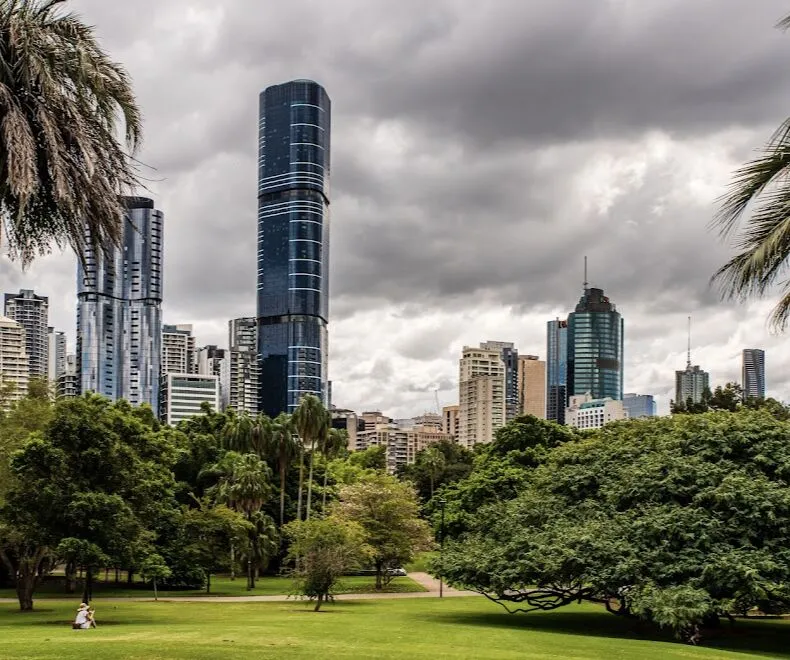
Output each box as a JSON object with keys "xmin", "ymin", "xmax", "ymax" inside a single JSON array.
[
  {"xmin": 405, "ymin": 551, "xmax": 437, "ymax": 573},
  {"xmin": 0, "ymin": 574, "xmax": 426, "ymax": 599},
  {"xmin": 1, "ymin": 597, "xmax": 789, "ymax": 659}
]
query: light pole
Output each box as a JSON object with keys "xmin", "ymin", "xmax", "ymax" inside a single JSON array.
[{"xmin": 438, "ymin": 497, "xmax": 446, "ymax": 598}]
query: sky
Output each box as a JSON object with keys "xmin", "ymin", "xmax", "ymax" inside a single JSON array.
[{"xmin": 3, "ymin": 0, "xmax": 790, "ymax": 417}]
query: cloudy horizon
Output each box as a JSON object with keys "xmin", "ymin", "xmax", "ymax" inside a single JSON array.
[{"xmin": 3, "ymin": 0, "xmax": 790, "ymax": 417}]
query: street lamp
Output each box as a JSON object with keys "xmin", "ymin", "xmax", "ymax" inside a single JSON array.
[{"xmin": 438, "ymin": 497, "xmax": 447, "ymax": 598}]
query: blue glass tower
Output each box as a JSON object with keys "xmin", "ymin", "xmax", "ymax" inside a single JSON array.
[
  {"xmin": 546, "ymin": 319, "xmax": 568, "ymax": 424},
  {"xmin": 257, "ymin": 80, "xmax": 330, "ymax": 416},
  {"xmin": 77, "ymin": 196, "xmax": 163, "ymax": 409}
]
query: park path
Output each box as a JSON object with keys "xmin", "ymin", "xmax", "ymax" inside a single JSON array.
[{"xmin": 0, "ymin": 572, "xmax": 477, "ymax": 604}]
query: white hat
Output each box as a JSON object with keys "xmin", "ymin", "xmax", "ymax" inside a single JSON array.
[{"xmin": 78, "ymin": 603, "xmax": 89, "ymax": 610}]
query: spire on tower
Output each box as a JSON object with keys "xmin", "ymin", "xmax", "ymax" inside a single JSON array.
[{"xmin": 687, "ymin": 316, "xmax": 692, "ymax": 369}]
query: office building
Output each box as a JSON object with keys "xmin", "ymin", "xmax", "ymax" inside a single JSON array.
[
  {"xmin": 568, "ymin": 287, "xmax": 624, "ymax": 401},
  {"xmin": 161, "ymin": 373, "xmax": 220, "ymax": 426},
  {"xmin": 57, "ymin": 354, "xmax": 79, "ymax": 399},
  {"xmin": 442, "ymin": 404, "xmax": 460, "ymax": 439},
  {"xmin": 623, "ymin": 393, "xmax": 657, "ymax": 419},
  {"xmin": 47, "ymin": 328, "xmax": 66, "ymax": 384},
  {"xmin": 742, "ymin": 349, "xmax": 766, "ymax": 400},
  {"xmin": 4, "ymin": 289, "xmax": 48, "ymax": 378},
  {"xmin": 162, "ymin": 324, "xmax": 196, "ymax": 375},
  {"xmin": 480, "ymin": 341, "xmax": 519, "ymax": 421},
  {"xmin": 331, "ymin": 408, "xmax": 362, "ymax": 450},
  {"xmin": 257, "ymin": 80, "xmax": 331, "ymax": 416},
  {"xmin": 458, "ymin": 345, "xmax": 506, "ymax": 448},
  {"xmin": 77, "ymin": 196, "xmax": 163, "ymax": 409},
  {"xmin": 675, "ymin": 365, "xmax": 710, "ymax": 407},
  {"xmin": 0, "ymin": 315, "xmax": 29, "ymax": 403},
  {"xmin": 517, "ymin": 355, "xmax": 546, "ymax": 418},
  {"xmin": 546, "ymin": 319, "xmax": 568, "ymax": 424},
  {"xmin": 566, "ymin": 393, "xmax": 627, "ymax": 430}
]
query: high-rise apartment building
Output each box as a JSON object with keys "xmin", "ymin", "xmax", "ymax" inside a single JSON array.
[
  {"xmin": 517, "ymin": 355, "xmax": 546, "ymax": 418},
  {"xmin": 568, "ymin": 287, "xmax": 623, "ymax": 401},
  {"xmin": 162, "ymin": 324, "xmax": 196, "ymax": 375},
  {"xmin": 4, "ymin": 289, "xmax": 48, "ymax": 378},
  {"xmin": 480, "ymin": 341, "xmax": 519, "ymax": 421},
  {"xmin": 0, "ymin": 315, "xmax": 29, "ymax": 403},
  {"xmin": 197, "ymin": 345, "xmax": 226, "ymax": 378},
  {"xmin": 257, "ymin": 80, "xmax": 331, "ymax": 416},
  {"xmin": 57, "ymin": 354, "xmax": 78, "ymax": 399},
  {"xmin": 230, "ymin": 317, "xmax": 257, "ymax": 353},
  {"xmin": 77, "ymin": 196, "xmax": 163, "ymax": 409},
  {"xmin": 458, "ymin": 345, "xmax": 506, "ymax": 448},
  {"xmin": 546, "ymin": 319, "xmax": 568, "ymax": 424},
  {"xmin": 742, "ymin": 349, "xmax": 766, "ymax": 400},
  {"xmin": 442, "ymin": 404, "xmax": 460, "ymax": 439},
  {"xmin": 566, "ymin": 393, "xmax": 627, "ymax": 430},
  {"xmin": 221, "ymin": 318, "xmax": 260, "ymax": 414},
  {"xmin": 623, "ymin": 393, "xmax": 657, "ymax": 419},
  {"xmin": 161, "ymin": 373, "xmax": 220, "ymax": 426},
  {"xmin": 47, "ymin": 327, "xmax": 66, "ymax": 384},
  {"xmin": 675, "ymin": 365, "xmax": 709, "ymax": 407}
]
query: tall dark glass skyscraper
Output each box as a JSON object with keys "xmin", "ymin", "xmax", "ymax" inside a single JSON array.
[
  {"xmin": 77, "ymin": 196, "xmax": 163, "ymax": 409},
  {"xmin": 546, "ymin": 319, "xmax": 568, "ymax": 424},
  {"xmin": 257, "ymin": 80, "xmax": 330, "ymax": 416},
  {"xmin": 742, "ymin": 349, "xmax": 766, "ymax": 400},
  {"xmin": 567, "ymin": 287, "xmax": 623, "ymax": 401}
]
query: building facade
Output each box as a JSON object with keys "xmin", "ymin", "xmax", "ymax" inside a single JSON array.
[
  {"xmin": 675, "ymin": 364, "xmax": 709, "ymax": 407},
  {"xmin": 354, "ymin": 421, "xmax": 451, "ymax": 474},
  {"xmin": 742, "ymin": 349, "xmax": 766, "ymax": 400},
  {"xmin": 77, "ymin": 196, "xmax": 163, "ymax": 409},
  {"xmin": 162, "ymin": 324, "xmax": 196, "ymax": 375},
  {"xmin": 442, "ymin": 404, "xmax": 460, "ymax": 439},
  {"xmin": 567, "ymin": 287, "xmax": 623, "ymax": 401},
  {"xmin": 57, "ymin": 354, "xmax": 79, "ymax": 399},
  {"xmin": 546, "ymin": 319, "xmax": 568, "ymax": 424},
  {"xmin": 458, "ymin": 345, "xmax": 506, "ymax": 448},
  {"xmin": 4, "ymin": 289, "xmax": 48, "ymax": 378},
  {"xmin": 197, "ymin": 345, "xmax": 226, "ymax": 377},
  {"xmin": 230, "ymin": 317, "xmax": 257, "ymax": 353},
  {"xmin": 257, "ymin": 80, "xmax": 331, "ymax": 416},
  {"xmin": 0, "ymin": 315, "xmax": 29, "ymax": 403},
  {"xmin": 480, "ymin": 341, "xmax": 519, "ymax": 421},
  {"xmin": 221, "ymin": 350, "xmax": 260, "ymax": 414},
  {"xmin": 161, "ymin": 373, "xmax": 220, "ymax": 426},
  {"xmin": 566, "ymin": 393, "xmax": 627, "ymax": 430},
  {"xmin": 47, "ymin": 327, "xmax": 66, "ymax": 384},
  {"xmin": 517, "ymin": 355, "xmax": 546, "ymax": 418},
  {"xmin": 622, "ymin": 393, "xmax": 657, "ymax": 419}
]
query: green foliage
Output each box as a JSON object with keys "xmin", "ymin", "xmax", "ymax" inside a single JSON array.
[
  {"xmin": 439, "ymin": 409, "xmax": 790, "ymax": 642},
  {"xmin": 348, "ymin": 444, "xmax": 387, "ymax": 470},
  {"xmin": 139, "ymin": 553, "xmax": 172, "ymax": 600},
  {"xmin": 398, "ymin": 439, "xmax": 473, "ymax": 502}
]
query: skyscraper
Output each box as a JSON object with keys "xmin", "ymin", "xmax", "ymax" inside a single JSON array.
[
  {"xmin": 4, "ymin": 289, "xmax": 48, "ymax": 378},
  {"xmin": 230, "ymin": 317, "xmax": 257, "ymax": 353},
  {"xmin": 742, "ymin": 349, "xmax": 766, "ymax": 400},
  {"xmin": 257, "ymin": 80, "xmax": 331, "ymax": 416},
  {"xmin": 162, "ymin": 324, "xmax": 196, "ymax": 375},
  {"xmin": 458, "ymin": 345, "xmax": 506, "ymax": 448},
  {"xmin": 674, "ymin": 318, "xmax": 709, "ymax": 408},
  {"xmin": 517, "ymin": 355, "xmax": 546, "ymax": 418},
  {"xmin": 546, "ymin": 319, "xmax": 568, "ymax": 424},
  {"xmin": 0, "ymin": 315, "xmax": 29, "ymax": 403},
  {"xmin": 567, "ymin": 287, "xmax": 624, "ymax": 401},
  {"xmin": 623, "ymin": 393, "xmax": 657, "ymax": 419},
  {"xmin": 480, "ymin": 341, "xmax": 519, "ymax": 421},
  {"xmin": 222, "ymin": 317, "xmax": 260, "ymax": 414},
  {"xmin": 47, "ymin": 328, "xmax": 66, "ymax": 384},
  {"xmin": 77, "ymin": 196, "xmax": 163, "ymax": 409}
]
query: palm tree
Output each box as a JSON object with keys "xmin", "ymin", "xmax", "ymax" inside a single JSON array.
[
  {"xmin": 0, "ymin": 0, "xmax": 142, "ymax": 265},
  {"xmin": 321, "ymin": 428, "xmax": 347, "ymax": 510},
  {"xmin": 419, "ymin": 446, "xmax": 446, "ymax": 498},
  {"xmin": 711, "ymin": 15, "xmax": 790, "ymax": 330},
  {"xmin": 292, "ymin": 394, "xmax": 329, "ymax": 521},
  {"xmin": 223, "ymin": 410, "xmax": 254, "ymax": 453},
  {"xmin": 267, "ymin": 412, "xmax": 298, "ymax": 526},
  {"xmin": 251, "ymin": 413, "xmax": 271, "ymax": 459}
]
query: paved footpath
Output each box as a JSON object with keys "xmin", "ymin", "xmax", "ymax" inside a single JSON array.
[{"xmin": 0, "ymin": 572, "xmax": 478, "ymax": 604}]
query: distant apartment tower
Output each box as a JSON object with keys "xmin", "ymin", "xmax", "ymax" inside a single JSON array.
[
  {"xmin": 197, "ymin": 345, "xmax": 226, "ymax": 378},
  {"xmin": 162, "ymin": 324, "xmax": 196, "ymax": 375},
  {"xmin": 442, "ymin": 404, "xmax": 460, "ymax": 439},
  {"xmin": 0, "ymin": 315, "xmax": 29, "ymax": 403},
  {"xmin": 257, "ymin": 80, "xmax": 331, "ymax": 416},
  {"xmin": 546, "ymin": 319, "xmax": 568, "ymax": 424},
  {"xmin": 675, "ymin": 365, "xmax": 709, "ymax": 407},
  {"xmin": 57, "ymin": 354, "xmax": 79, "ymax": 399},
  {"xmin": 458, "ymin": 345, "xmax": 506, "ymax": 448},
  {"xmin": 480, "ymin": 341, "xmax": 519, "ymax": 421},
  {"xmin": 568, "ymin": 287, "xmax": 624, "ymax": 401},
  {"xmin": 331, "ymin": 409, "xmax": 362, "ymax": 451},
  {"xmin": 354, "ymin": 420, "xmax": 451, "ymax": 474},
  {"xmin": 4, "ymin": 289, "xmax": 48, "ymax": 378},
  {"xmin": 47, "ymin": 328, "xmax": 66, "ymax": 384},
  {"xmin": 623, "ymin": 393, "xmax": 657, "ymax": 419},
  {"xmin": 77, "ymin": 196, "xmax": 163, "ymax": 409},
  {"xmin": 517, "ymin": 355, "xmax": 546, "ymax": 418},
  {"xmin": 742, "ymin": 349, "xmax": 766, "ymax": 400},
  {"xmin": 221, "ymin": 318, "xmax": 259, "ymax": 414},
  {"xmin": 161, "ymin": 373, "xmax": 220, "ymax": 426},
  {"xmin": 566, "ymin": 393, "xmax": 627, "ymax": 430}
]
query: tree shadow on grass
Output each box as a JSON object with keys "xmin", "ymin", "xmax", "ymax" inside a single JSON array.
[{"xmin": 430, "ymin": 609, "xmax": 790, "ymax": 659}]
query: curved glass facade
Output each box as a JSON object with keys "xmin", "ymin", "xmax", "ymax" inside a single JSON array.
[
  {"xmin": 257, "ymin": 80, "xmax": 330, "ymax": 415},
  {"xmin": 567, "ymin": 288, "xmax": 623, "ymax": 401},
  {"xmin": 77, "ymin": 196, "xmax": 163, "ymax": 409}
]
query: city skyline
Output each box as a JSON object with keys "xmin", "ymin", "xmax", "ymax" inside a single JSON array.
[{"xmin": 3, "ymin": 0, "xmax": 790, "ymax": 418}]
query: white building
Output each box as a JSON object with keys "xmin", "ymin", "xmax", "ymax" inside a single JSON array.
[
  {"xmin": 4, "ymin": 289, "xmax": 48, "ymax": 378},
  {"xmin": 566, "ymin": 393, "xmax": 627, "ymax": 430},
  {"xmin": 458, "ymin": 345, "xmax": 506, "ymax": 448},
  {"xmin": 57, "ymin": 354, "xmax": 79, "ymax": 399},
  {"xmin": 0, "ymin": 315, "xmax": 29, "ymax": 403},
  {"xmin": 220, "ymin": 350, "xmax": 259, "ymax": 414},
  {"xmin": 162, "ymin": 324, "xmax": 197, "ymax": 375},
  {"xmin": 47, "ymin": 328, "xmax": 66, "ymax": 384},
  {"xmin": 161, "ymin": 373, "xmax": 219, "ymax": 426},
  {"xmin": 355, "ymin": 421, "xmax": 451, "ymax": 473}
]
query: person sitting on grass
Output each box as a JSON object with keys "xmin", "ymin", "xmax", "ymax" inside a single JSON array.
[{"xmin": 72, "ymin": 603, "xmax": 97, "ymax": 629}]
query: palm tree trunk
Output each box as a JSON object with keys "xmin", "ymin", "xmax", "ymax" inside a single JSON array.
[
  {"xmin": 322, "ymin": 461, "xmax": 329, "ymax": 509},
  {"xmin": 306, "ymin": 440, "xmax": 316, "ymax": 520},
  {"xmin": 296, "ymin": 442, "xmax": 305, "ymax": 521},
  {"xmin": 279, "ymin": 460, "xmax": 287, "ymax": 526}
]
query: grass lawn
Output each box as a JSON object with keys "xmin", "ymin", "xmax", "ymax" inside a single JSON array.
[
  {"xmin": 0, "ymin": 574, "xmax": 426, "ymax": 599},
  {"xmin": 1, "ymin": 597, "xmax": 790, "ymax": 659}
]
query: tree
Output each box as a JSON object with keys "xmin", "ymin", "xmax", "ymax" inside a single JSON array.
[
  {"xmin": 338, "ymin": 473, "xmax": 433, "ymax": 590},
  {"xmin": 292, "ymin": 395, "xmax": 329, "ymax": 520},
  {"xmin": 0, "ymin": 0, "xmax": 142, "ymax": 266},
  {"xmin": 320, "ymin": 428, "xmax": 347, "ymax": 509},
  {"xmin": 420, "ymin": 447, "xmax": 445, "ymax": 498},
  {"xmin": 283, "ymin": 515, "xmax": 369, "ymax": 611},
  {"xmin": 398, "ymin": 439, "xmax": 474, "ymax": 503},
  {"xmin": 222, "ymin": 410, "xmax": 255, "ymax": 453},
  {"xmin": 267, "ymin": 412, "xmax": 297, "ymax": 526},
  {"xmin": 139, "ymin": 554, "xmax": 172, "ymax": 601},
  {"xmin": 438, "ymin": 409, "xmax": 790, "ymax": 644},
  {"xmin": 348, "ymin": 445, "xmax": 386, "ymax": 471}
]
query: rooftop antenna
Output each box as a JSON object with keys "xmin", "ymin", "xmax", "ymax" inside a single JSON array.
[
  {"xmin": 583, "ymin": 256, "xmax": 588, "ymax": 290},
  {"xmin": 687, "ymin": 316, "xmax": 692, "ymax": 369}
]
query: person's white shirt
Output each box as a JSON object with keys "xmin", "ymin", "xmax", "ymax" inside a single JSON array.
[{"xmin": 74, "ymin": 609, "xmax": 89, "ymax": 628}]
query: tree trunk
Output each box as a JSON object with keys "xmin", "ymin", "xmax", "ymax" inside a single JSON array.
[
  {"xmin": 314, "ymin": 593, "xmax": 323, "ymax": 612},
  {"xmin": 65, "ymin": 561, "xmax": 77, "ymax": 594},
  {"xmin": 375, "ymin": 561, "xmax": 383, "ymax": 591},
  {"xmin": 430, "ymin": 475, "xmax": 434, "ymax": 498},
  {"xmin": 306, "ymin": 441, "xmax": 316, "ymax": 520},
  {"xmin": 127, "ymin": 570, "xmax": 133, "ymax": 585},
  {"xmin": 153, "ymin": 577, "xmax": 158, "ymax": 601},
  {"xmin": 16, "ymin": 574, "xmax": 35, "ymax": 611},
  {"xmin": 206, "ymin": 572, "xmax": 211, "ymax": 594},
  {"xmin": 81, "ymin": 567, "xmax": 93, "ymax": 604},
  {"xmin": 230, "ymin": 542, "xmax": 235, "ymax": 580},
  {"xmin": 104, "ymin": 567, "xmax": 109, "ymax": 582},
  {"xmin": 115, "ymin": 567, "xmax": 120, "ymax": 584},
  {"xmin": 322, "ymin": 461, "xmax": 329, "ymax": 509},
  {"xmin": 296, "ymin": 443, "xmax": 305, "ymax": 521},
  {"xmin": 279, "ymin": 460, "xmax": 287, "ymax": 526}
]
